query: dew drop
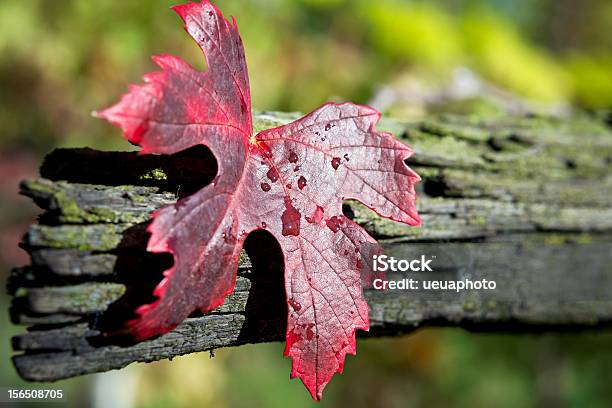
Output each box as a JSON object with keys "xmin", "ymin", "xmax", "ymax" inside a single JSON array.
[
  {"xmin": 293, "ymin": 165, "xmax": 300, "ymax": 172},
  {"xmin": 260, "ymin": 182, "xmax": 271, "ymax": 192},
  {"xmin": 326, "ymin": 215, "xmax": 343, "ymax": 233},
  {"xmin": 325, "ymin": 123, "xmax": 332, "ymax": 131},
  {"xmin": 288, "ymin": 298, "xmax": 302, "ymax": 311},
  {"xmin": 315, "ymin": 131, "xmax": 320, "ymax": 136},
  {"xmin": 344, "ymin": 153, "xmax": 350, "ymax": 161},
  {"xmin": 331, "ymin": 157, "xmax": 341, "ymax": 170},
  {"xmin": 208, "ymin": 11, "xmax": 214, "ymax": 16},
  {"xmin": 286, "ymin": 183, "xmax": 292, "ymax": 189},
  {"xmin": 281, "ymin": 197, "xmax": 301, "ymax": 237},
  {"xmin": 288, "ymin": 151, "xmax": 298, "ymax": 163},
  {"xmin": 297, "ymin": 176, "xmax": 307, "ymax": 190},
  {"xmin": 266, "ymin": 167, "xmax": 279, "ymax": 182},
  {"xmin": 261, "ymin": 222, "xmax": 267, "ymax": 228}
]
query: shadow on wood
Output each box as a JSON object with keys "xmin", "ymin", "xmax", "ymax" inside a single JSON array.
[{"xmin": 41, "ymin": 145, "xmax": 218, "ymax": 199}]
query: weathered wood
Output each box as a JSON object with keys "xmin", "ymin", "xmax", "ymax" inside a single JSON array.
[
  {"xmin": 10, "ymin": 111, "xmax": 612, "ymax": 382},
  {"xmin": 11, "ymin": 235, "xmax": 612, "ymax": 381}
]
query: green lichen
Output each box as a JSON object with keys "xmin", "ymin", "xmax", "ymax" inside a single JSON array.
[
  {"xmin": 14, "ymin": 287, "xmax": 29, "ymax": 298},
  {"xmin": 139, "ymin": 168, "xmax": 167, "ymax": 181},
  {"xmin": 22, "ymin": 178, "xmax": 161, "ymax": 224},
  {"xmin": 28, "ymin": 225, "xmax": 127, "ymax": 251},
  {"xmin": 410, "ymin": 166, "xmax": 440, "ymax": 180},
  {"xmin": 462, "ymin": 300, "xmax": 476, "ymax": 312},
  {"xmin": 469, "ymin": 215, "xmax": 487, "ymax": 226},
  {"xmin": 46, "ymin": 283, "xmax": 126, "ymax": 314},
  {"xmin": 237, "ymin": 250, "xmax": 250, "ymax": 268},
  {"xmin": 405, "ymin": 128, "xmax": 487, "ymax": 168},
  {"xmin": 419, "ymin": 118, "xmax": 492, "ymax": 143},
  {"xmin": 543, "ymin": 233, "xmax": 594, "ymax": 246}
]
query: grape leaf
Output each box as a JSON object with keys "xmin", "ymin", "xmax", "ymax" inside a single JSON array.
[{"xmin": 96, "ymin": 0, "xmax": 420, "ymax": 400}]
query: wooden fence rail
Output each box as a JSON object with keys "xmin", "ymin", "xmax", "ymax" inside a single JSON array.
[{"xmin": 9, "ymin": 111, "xmax": 612, "ymax": 382}]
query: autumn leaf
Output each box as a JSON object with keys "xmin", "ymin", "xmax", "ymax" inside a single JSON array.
[{"xmin": 95, "ymin": 0, "xmax": 419, "ymax": 400}]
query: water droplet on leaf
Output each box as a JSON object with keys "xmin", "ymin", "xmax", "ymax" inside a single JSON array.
[
  {"xmin": 260, "ymin": 182, "xmax": 271, "ymax": 192},
  {"xmin": 266, "ymin": 167, "xmax": 279, "ymax": 182},
  {"xmin": 331, "ymin": 157, "xmax": 341, "ymax": 170},
  {"xmin": 326, "ymin": 215, "xmax": 343, "ymax": 232},
  {"xmin": 289, "ymin": 298, "xmax": 302, "ymax": 311},
  {"xmin": 281, "ymin": 197, "xmax": 301, "ymax": 236},
  {"xmin": 298, "ymin": 176, "xmax": 307, "ymax": 190}
]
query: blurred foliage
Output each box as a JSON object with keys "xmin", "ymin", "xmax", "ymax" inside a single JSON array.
[
  {"xmin": 459, "ymin": 8, "xmax": 570, "ymax": 102},
  {"xmin": 1, "ymin": 1, "xmax": 612, "ymax": 407},
  {"xmin": 0, "ymin": 0, "xmax": 610, "ymax": 153},
  {"xmin": 567, "ymin": 54, "xmax": 612, "ymax": 108},
  {"xmin": 100, "ymin": 329, "xmax": 612, "ymax": 408}
]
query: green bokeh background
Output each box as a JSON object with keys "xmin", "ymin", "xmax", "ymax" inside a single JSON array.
[{"xmin": 1, "ymin": 1, "xmax": 611, "ymax": 407}]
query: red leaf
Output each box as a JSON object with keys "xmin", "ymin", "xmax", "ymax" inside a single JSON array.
[{"xmin": 96, "ymin": 0, "xmax": 419, "ymax": 400}]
